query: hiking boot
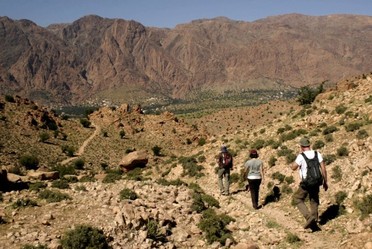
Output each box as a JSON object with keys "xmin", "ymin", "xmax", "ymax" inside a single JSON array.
[{"xmin": 304, "ymin": 216, "xmax": 316, "ymax": 229}]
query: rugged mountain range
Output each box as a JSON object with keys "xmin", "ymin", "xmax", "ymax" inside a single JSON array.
[{"xmin": 0, "ymin": 14, "xmax": 371, "ymax": 105}]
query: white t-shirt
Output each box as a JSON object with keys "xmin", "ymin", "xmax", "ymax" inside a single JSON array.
[{"xmin": 295, "ymin": 150, "xmax": 323, "ymax": 179}]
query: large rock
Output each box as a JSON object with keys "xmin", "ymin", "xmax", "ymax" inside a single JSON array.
[
  {"xmin": 0, "ymin": 170, "xmax": 28, "ymax": 192},
  {"xmin": 119, "ymin": 150, "xmax": 149, "ymax": 171},
  {"xmin": 27, "ymin": 170, "xmax": 59, "ymax": 180},
  {"xmin": 0, "ymin": 170, "xmax": 9, "ymax": 191}
]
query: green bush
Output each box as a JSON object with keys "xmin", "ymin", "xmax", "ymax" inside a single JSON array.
[
  {"xmin": 277, "ymin": 146, "xmax": 293, "ymax": 157},
  {"xmin": 60, "ymin": 225, "xmax": 111, "ymax": 249},
  {"xmin": 188, "ymin": 182, "xmax": 203, "ymax": 193},
  {"xmin": 12, "ymin": 198, "xmax": 38, "ymax": 209},
  {"xmin": 354, "ymin": 194, "xmax": 372, "ymax": 220},
  {"xmin": 39, "ymin": 132, "xmax": 50, "ymax": 143},
  {"xmin": 179, "ymin": 156, "xmax": 204, "ymax": 178},
  {"xmin": 201, "ymin": 194, "xmax": 220, "ymax": 209},
  {"xmin": 322, "ymin": 126, "xmax": 338, "ymax": 135},
  {"xmin": 345, "ymin": 122, "xmax": 362, "ymax": 132},
  {"xmin": 157, "ymin": 178, "xmax": 187, "ymax": 186},
  {"xmin": 19, "ymin": 154, "xmax": 39, "ymax": 170},
  {"xmin": 119, "ymin": 130, "xmax": 126, "ymax": 139},
  {"xmin": 251, "ymin": 139, "xmax": 266, "ymax": 150},
  {"xmin": 281, "ymin": 184, "xmax": 293, "ymax": 194},
  {"xmin": 318, "ymin": 109, "xmax": 329, "ymax": 114},
  {"xmin": 198, "ymin": 155, "xmax": 206, "ymax": 163},
  {"xmin": 365, "ymin": 95, "xmax": 372, "ymax": 103},
  {"xmin": 73, "ymin": 158, "xmax": 85, "ymax": 170},
  {"xmin": 337, "ymin": 146, "xmax": 349, "ymax": 157},
  {"xmin": 312, "ymin": 140, "xmax": 325, "ymax": 150},
  {"xmin": 79, "ymin": 175, "xmax": 96, "ymax": 182},
  {"xmin": 191, "ymin": 192, "xmax": 220, "ymax": 213},
  {"xmin": 323, "ymin": 154, "xmax": 337, "ymax": 165},
  {"xmin": 75, "ymin": 185, "xmax": 87, "ymax": 192},
  {"xmin": 51, "ymin": 164, "xmax": 76, "ymax": 178},
  {"xmin": 146, "ymin": 219, "xmax": 167, "ymax": 242},
  {"xmin": 331, "ymin": 165, "xmax": 342, "ymax": 182},
  {"xmin": 335, "ymin": 191, "xmax": 347, "ymax": 205},
  {"xmin": 324, "ymin": 134, "xmax": 334, "ymax": 142},
  {"xmin": 285, "ymin": 152, "xmax": 296, "ymax": 164},
  {"xmin": 198, "ymin": 137, "xmax": 206, "ymax": 146},
  {"xmin": 61, "ymin": 145, "xmax": 75, "ymax": 157},
  {"xmin": 285, "ymin": 176, "xmax": 295, "ymax": 184},
  {"xmin": 102, "ymin": 130, "xmax": 108, "ymax": 137},
  {"xmin": 286, "ymin": 232, "xmax": 301, "ymax": 244},
  {"xmin": 79, "ymin": 118, "xmax": 91, "ymax": 128},
  {"xmin": 268, "ymin": 156, "xmax": 277, "ymax": 167},
  {"xmin": 102, "ymin": 172, "xmax": 122, "ymax": 183},
  {"xmin": 5, "ymin": 95, "xmax": 15, "ymax": 102},
  {"xmin": 124, "ymin": 167, "xmax": 145, "ymax": 181},
  {"xmin": 51, "ymin": 179, "xmax": 70, "ymax": 189},
  {"xmin": 198, "ymin": 208, "xmax": 235, "ymax": 245},
  {"xmin": 272, "ymin": 172, "xmax": 285, "ymax": 183},
  {"xmin": 152, "ymin": 145, "xmax": 162, "ymax": 156},
  {"xmin": 335, "ymin": 104, "xmax": 347, "ymax": 114},
  {"xmin": 29, "ymin": 182, "xmax": 47, "ymax": 192},
  {"xmin": 38, "ymin": 189, "xmax": 71, "ymax": 203},
  {"xmin": 356, "ymin": 129, "xmax": 369, "ymax": 139},
  {"xmin": 119, "ymin": 188, "xmax": 138, "ymax": 200},
  {"xmin": 296, "ymin": 84, "xmax": 323, "ymax": 105}
]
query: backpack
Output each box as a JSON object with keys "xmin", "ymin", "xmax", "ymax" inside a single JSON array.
[
  {"xmin": 221, "ymin": 152, "xmax": 232, "ymax": 168},
  {"xmin": 300, "ymin": 151, "xmax": 323, "ymax": 189}
]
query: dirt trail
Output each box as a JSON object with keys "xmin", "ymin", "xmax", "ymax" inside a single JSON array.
[
  {"xmin": 197, "ymin": 152, "xmax": 344, "ymax": 248},
  {"xmin": 60, "ymin": 123, "xmax": 101, "ymax": 165}
]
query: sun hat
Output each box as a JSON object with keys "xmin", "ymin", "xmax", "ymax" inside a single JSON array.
[
  {"xmin": 299, "ymin": 137, "xmax": 310, "ymax": 147},
  {"xmin": 249, "ymin": 149, "xmax": 258, "ymax": 158},
  {"xmin": 221, "ymin": 145, "xmax": 227, "ymax": 153},
  {"xmin": 249, "ymin": 149, "xmax": 258, "ymax": 155}
]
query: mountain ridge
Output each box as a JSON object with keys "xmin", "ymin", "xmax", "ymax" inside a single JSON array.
[{"xmin": 0, "ymin": 14, "xmax": 371, "ymax": 105}]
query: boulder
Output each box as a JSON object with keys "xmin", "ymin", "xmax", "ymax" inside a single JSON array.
[
  {"xmin": 0, "ymin": 170, "xmax": 9, "ymax": 191},
  {"xmin": 119, "ymin": 150, "xmax": 148, "ymax": 171},
  {"xmin": 27, "ymin": 170, "xmax": 59, "ymax": 180}
]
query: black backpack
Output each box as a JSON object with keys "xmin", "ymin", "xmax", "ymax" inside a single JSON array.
[{"xmin": 300, "ymin": 151, "xmax": 323, "ymax": 189}]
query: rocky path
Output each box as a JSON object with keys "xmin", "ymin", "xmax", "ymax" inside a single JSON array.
[
  {"xmin": 197, "ymin": 153, "xmax": 346, "ymax": 248},
  {"xmin": 60, "ymin": 123, "xmax": 101, "ymax": 165}
]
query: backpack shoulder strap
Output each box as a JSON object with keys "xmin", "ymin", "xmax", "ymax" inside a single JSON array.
[{"xmin": 301, "ymin": 152, "xmax": 308, "ymax": 161}]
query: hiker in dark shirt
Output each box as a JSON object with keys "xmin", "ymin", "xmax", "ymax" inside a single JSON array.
[
  {"xmin": 290, "ymin": 137, "xmax": 328, "ymax": 230},
  {"xmin": 244, "ymin": 149, "xmax": 264, "ymax": 209},
  {"xmin": 217, "ymin": 145, "xmax": 233, "ymax": 196}
]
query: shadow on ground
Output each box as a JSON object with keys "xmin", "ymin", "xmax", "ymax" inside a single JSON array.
[
  {"xmin": 319, "ymin": 204, "xmax": 345, "ymax": 225},
  {"xmin": 263, "ymin": 186, "xmax": 281, "ymax": 206}
]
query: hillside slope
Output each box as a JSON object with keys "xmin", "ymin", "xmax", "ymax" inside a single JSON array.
[{"xmin": 0, "ymin": 73, "xmax": 371, "ymax": 248}]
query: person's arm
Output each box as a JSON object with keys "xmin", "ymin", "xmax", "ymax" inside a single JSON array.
[
  {"xmin": 290, "ymin": 162, "xmax": 299, "ymax": 171},
  {"xmin": 260, "ymin": 163, "xmax": 264, "ymax": 182},
  {"xmin": 242, "ymin": 166, "xmax": 248, "ymax": 180},
  {"xmin": 320, "ymin": 161, "xmax": 328, "ymax": 191}
]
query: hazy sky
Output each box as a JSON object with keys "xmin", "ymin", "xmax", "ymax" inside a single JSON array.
[{"xmin": 0, "ymin": 0, "xmax": 371, "ymax": 28}]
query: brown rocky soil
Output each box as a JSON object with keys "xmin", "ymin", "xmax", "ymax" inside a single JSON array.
[{"xmin": 0, "ymin": 73, "xmax": 371, "ymax": 248}]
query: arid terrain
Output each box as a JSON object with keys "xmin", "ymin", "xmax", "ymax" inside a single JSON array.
[
  {"xmin": 1, "ymin": 14, "xmax": 372, "ymax": 106},
  {"xmin": 0, "ymin": 73, "xmax": 371, "ymax": 248}
]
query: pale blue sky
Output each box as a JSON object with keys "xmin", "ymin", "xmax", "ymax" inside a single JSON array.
[{"xmin": 0, "ymin": 0, "xmax": 371, "ymax": 28}]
